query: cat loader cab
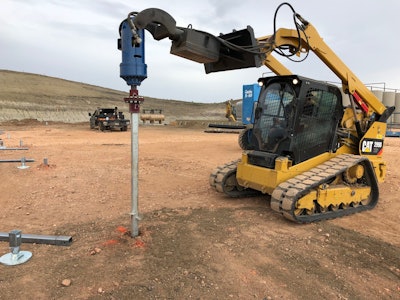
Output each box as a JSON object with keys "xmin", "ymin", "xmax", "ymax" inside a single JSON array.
[{"xmin": 249, "ymin": 75, "xmax": 343, "ymax": 167}]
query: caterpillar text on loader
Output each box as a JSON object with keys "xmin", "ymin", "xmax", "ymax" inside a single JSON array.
[{"xmin": 127, "ymin": 2, "xmax": 394, "ymax": 222}]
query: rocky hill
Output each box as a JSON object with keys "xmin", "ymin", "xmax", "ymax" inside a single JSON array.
[{"xmin": 0, "ymin": 70, "xmax": 226, "ymax": 124}]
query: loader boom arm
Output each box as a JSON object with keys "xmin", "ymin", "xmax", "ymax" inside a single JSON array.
[
  {"xmin": 261, "ymin": 48, "xmax": 292, "ymax": 76},
  {"xmin": 129, "ymin": 4, "xmax": 390, "ymax": 119},
  {"xmin": 258, "ymin": 20, "xmax": 387, "ymax": 118}
]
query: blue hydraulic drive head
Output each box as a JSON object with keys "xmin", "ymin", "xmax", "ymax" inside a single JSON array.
[{"xmin": 118, "ymin": 15, "xmax": 147, "ymax": 86}]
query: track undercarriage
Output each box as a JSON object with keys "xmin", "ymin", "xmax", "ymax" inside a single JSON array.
[
  {"xmin": 209, "ymin": 160, "xmax": 261, "ymax": 198},
  {"xmin": 209, "ymin": 154, "xmax": 379, "ymax": 222}
]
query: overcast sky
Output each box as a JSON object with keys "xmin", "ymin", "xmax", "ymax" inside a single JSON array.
[{"xmin": 1, "ymin": 0, "xmax": 400, "ymax": 103}]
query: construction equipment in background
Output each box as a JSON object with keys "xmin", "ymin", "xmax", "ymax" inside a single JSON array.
[
  {"xmin": 210, "ymin": 84, "xmax": 261, "ymax": 149},
  {"xmin": 242, "ymin": 84, "xmax": 261, "ymax": 125},
  {"xmin": 385, "ymin": 112, "xmax": 400, "ymax": 137},
  {"xmin": 225, "ymin": 99, "xmax": 237, "ymax": 122},
  {"xmin": 140, "ymin": 109, "xmax": 165, "ymax": 124},
  {"xmin": 386, "ymin": 129, "xmax": 400, "ymax": 137},
  {"xmin": 206, "ymin": 100, "xmax": 243, "ymax": 133},
  {"xmin": 207, "ymin": 86, "xmax": 259, "ymax": 137},
  {"xmin": 128, "ymin": 3, "xmax": 394, "ymax": 222},
  {"xmin": 204, "ymin": 99, "xmax": 242, "ymax": 133},
  {"xmin": 89, "ymin": 107, "xmax": 130, "ymax": 131},
  {"xmin": 238, "ymin": 84, "xmax": 261, "ymax": 150}
]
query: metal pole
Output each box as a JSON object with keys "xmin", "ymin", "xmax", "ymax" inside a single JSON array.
[
  {"xmin": 131, "ymin": 109, "xmax": 139, "ymax": 237},
  {"xmin": 0, "ymin": 232, "xmax": 72, "ymax": 246},
  {"xmin": 0, "ymin": 148, "xmax": 29, "ymax": 151},
  {"xmin": 0, "ymin": 159, "xmax": 34, "ymax": 163},
  {"xmin": 124, "ymin": 86, "xmax": 143, "ymax": 238}
]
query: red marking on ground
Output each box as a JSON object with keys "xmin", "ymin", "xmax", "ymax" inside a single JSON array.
[
  {"xmin": 116, "ymin": 226, "xmax": 128, "ymax": 234},
  {"xmin": 102, "ymin": 239, "xmax": 118, "ymax": 246},
  {"xmin": 133, "ymin": 239, "xmax": 145, "ymax": 248}
]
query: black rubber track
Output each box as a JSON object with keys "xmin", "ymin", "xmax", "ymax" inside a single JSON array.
[{"xmin": 270, "ymin": 154, "xmax": 379, "ymax": 223}]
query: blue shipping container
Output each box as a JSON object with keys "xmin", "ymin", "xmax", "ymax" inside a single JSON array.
[{"xmin": 242, "ymin": 84, "xmax": 261, "ymax": 125}]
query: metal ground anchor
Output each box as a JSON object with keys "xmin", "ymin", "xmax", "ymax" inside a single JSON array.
[
  {"xmin": 0, "ymin": 230, "xmax": 32, "ymax": 266},
  {"xmin": 17, "ymin": 157, "xmax": 30, "ymax": 169}
]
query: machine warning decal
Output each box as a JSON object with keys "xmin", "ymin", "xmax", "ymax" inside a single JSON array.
[{"xmin": 360, "ymin": 138, "xmax": 383, "ymax": 155}]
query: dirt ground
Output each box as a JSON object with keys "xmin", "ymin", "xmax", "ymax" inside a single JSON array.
[{"xmin": 0, "ymin": 122, "xmax": 399, "ymax": 300}]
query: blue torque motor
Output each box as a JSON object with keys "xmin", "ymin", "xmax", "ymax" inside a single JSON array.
[{"xmin": 118, "ymin": 14, "xmax": 147, "ymax": 87}]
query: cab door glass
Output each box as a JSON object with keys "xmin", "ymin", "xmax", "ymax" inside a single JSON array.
[{"xmin": 255, "ymin": 82, "xmax": 295, "ymax": 150}]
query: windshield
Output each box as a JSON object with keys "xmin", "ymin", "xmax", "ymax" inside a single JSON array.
[
  {"xmin": 99, "ymin": 109, "xmax": 115, "ymax": 114},
  {"xmin": 253, "ymin": 82, "xmax": 295, "ymax": 151}
]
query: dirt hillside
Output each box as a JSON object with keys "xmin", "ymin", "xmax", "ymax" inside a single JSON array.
[{"xmin": 0, "ymin": 69, "xmax": 226, "ymax": 124}]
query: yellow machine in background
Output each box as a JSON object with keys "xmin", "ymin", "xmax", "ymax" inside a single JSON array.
[
  {"xmin": 128, "ymin": 3, "xmax": 394, "ymax": 222},
  {"xmin": 225, "ymin": 99, "xmax": 237, "ymax": 122}
]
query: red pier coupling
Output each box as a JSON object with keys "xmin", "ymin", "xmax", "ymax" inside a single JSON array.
[{"xmin": 124, "ymin": 88, "xmax": 144, "ymax": 113}]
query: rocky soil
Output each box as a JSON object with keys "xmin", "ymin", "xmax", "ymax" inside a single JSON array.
[
  {"xmin": 0, "ymin": 123, "xmax": 399, "ymax": 299},
  {"xmin": 0, "ymin": 70, "xmax": 399, "ymax": 299}
]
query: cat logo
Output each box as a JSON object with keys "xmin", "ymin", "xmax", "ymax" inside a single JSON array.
[
  {"xmin": 361, "ymin": 140, "xmax": 373, "ymax": 152},
  {"xmin": 361, "ymin": 139, "xmax": 383, "ymax": 155}
]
